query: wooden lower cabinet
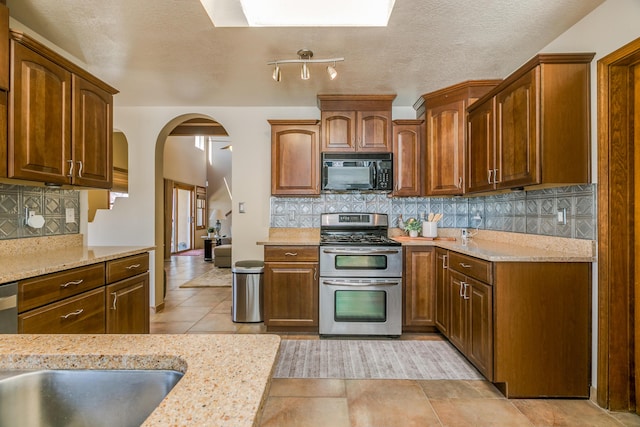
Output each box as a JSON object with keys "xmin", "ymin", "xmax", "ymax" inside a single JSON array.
[
  {"xmin": 16, "ymin": 252, "xmax": 150, "ymax": 334},
  {"xmin": 403, "ymin": 246, "xmax": 436, "ymax": 331},
  {"xmin": 19, "ymin": 287, "xmax": 106, "ymax": 334},
  {"xmin": 106, "ymin": 273, "xmax": 149, "ymax": 333},
  {"xmin": 264, "ymin": 246, "xmax": 319, "ymax": 332},
  {"xmin": 434, "ymin": 248, "xmax": 449, "ymax": 335}
]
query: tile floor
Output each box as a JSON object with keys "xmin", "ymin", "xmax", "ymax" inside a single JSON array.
[{"xmin": 153, "ymin": 255, "xmax": 640, "ymax": 427}]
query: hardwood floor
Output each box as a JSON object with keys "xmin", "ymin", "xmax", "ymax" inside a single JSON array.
[{"xmin": 154, "ymin": 255, "xmax": 639, "ymax": 427}]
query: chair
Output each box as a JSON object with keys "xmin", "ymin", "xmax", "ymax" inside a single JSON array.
[{"xmin": 213, "ymin": 244, "xmax": 232, "ymax": 268}]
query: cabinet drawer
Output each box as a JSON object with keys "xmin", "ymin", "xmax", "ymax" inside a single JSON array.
[
  {"xmin": 449, "ymin": 252, "xmax": 492, "ymax": 284},
  {"xmin": 106, "ymin": 253, "xmax": 149, "ymax": 283},
  {"xmin": 18, "ymin": 287, "xmax": 106, "ymax": 334},
  {"xmin": 18, "ymin": 263, "xmax": 105, "ymax": 312},
  {"xmin": 264, "ymin": 246, "xmax": 319, "ymax": 262}
]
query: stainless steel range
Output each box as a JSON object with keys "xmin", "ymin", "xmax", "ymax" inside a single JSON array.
[{"xmin": 319, "ymin": 213, "xmax": 402, "ymax": 337}]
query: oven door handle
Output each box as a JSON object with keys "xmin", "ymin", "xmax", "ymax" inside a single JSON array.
[
  {"xmin": 322, "ymin": 279, "xmax": 401, "ymax": 287},
  {"xmin": 322, "ymin": 249, "xmax": 400, "ymax": 255}
]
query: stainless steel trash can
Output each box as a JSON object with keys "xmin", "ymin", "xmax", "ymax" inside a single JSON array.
[{"xmin": 232, "ymin": 260, "xmax": 264, "ymax": 323}]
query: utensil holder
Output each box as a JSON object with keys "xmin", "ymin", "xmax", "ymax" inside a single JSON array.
[{"xmin": 422, "ymin": 221, "xmax": 438, "ymax": 238}]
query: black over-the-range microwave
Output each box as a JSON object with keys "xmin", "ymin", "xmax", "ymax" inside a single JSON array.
[{"xmin": 321, "ymin": 153, "xmax": 393, "ymax": 192}]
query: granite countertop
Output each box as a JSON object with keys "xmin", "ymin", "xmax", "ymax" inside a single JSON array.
[
  {"xmin": 0, "ymin": 244, "xmax": 154, "ymax": 284},
  {"xmin": 257, "ymin": 228, "xmax": 595, "ymax": 262},
  {"xmin": 0, "ymin": 334, "xmax": 281, "ymax": 426}
]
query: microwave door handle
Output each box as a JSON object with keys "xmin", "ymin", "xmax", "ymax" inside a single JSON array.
[{"xmin": 371, "ymin": 162, "xmax": 376, "ymax": 189}]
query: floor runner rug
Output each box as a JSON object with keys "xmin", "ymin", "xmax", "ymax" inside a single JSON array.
[
  {"xmin": 173, "ymin": 249, "xmax": 204, "ymax": 257},
  {"xmin": 273, "ymin": 339, "xmax": 483, "ymax": 380},
  {"xmin": 179, "ymin": 267, "xmax": 232, "ymax": 287}
]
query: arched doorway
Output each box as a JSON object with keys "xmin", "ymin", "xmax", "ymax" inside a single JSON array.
[{"xmin": 153, "ymin": 114, "xmax": 231, "ymax": 308}]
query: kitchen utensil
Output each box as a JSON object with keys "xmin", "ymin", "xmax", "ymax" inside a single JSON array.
[{"xmin": 428, "ymin": 212, "xmax": 434, "ymax": 222}]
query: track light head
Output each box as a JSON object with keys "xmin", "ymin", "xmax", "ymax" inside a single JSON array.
[
  {"xmin": 272, "ymin": 63, "xmax": 281, "ymax": 82},
  {"xmin": 301, "ymin": 62, "xmax": 310, "ymax": 80},
  {"xmin": 327, "ymin": 63, "xmax": 337, "ymax": 80}
]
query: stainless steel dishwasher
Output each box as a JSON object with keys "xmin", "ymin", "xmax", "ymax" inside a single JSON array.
[{"xmin": 0, "ymin": 282, "xmax": 17, "ymax": 333}]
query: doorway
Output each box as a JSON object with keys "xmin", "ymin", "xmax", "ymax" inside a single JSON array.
[
  {"xmin": 597, "ymin": 36, "xmax": 640, "ymax": 413},
  {"xmin": 170, "ymin": 182, "xmax": 194, "ymax": 254}
]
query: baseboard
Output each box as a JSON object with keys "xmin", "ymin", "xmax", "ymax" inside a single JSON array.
[{"xmin": 152, "ymin": 302, "xmax": 165, "ymax": 313}]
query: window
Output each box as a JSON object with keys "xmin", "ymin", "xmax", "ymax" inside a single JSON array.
[{"xmin": 195, "ymin": 186, "xmax": 207, "ymax": 229}]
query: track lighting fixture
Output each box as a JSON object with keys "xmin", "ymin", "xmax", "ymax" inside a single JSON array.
[{"xmin": 268, "ymin": 49, "xmax": 344, "ymax": 82}]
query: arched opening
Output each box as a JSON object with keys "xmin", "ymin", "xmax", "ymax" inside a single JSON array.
[{"xmin": 153, "ymin": 114, "xmax": 232, "ymax": 309}]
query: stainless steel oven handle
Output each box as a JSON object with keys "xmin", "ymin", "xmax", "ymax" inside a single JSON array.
[
  {"xmin": 322, "ymin": 249, "xmax": 400, "ymax": 255},
  {"xmin": 322, "ymin": 279, "xmax": 400, "ymax": 287}
]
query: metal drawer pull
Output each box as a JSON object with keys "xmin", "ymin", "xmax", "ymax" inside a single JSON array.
[
  {"xmin": 459, "ymin": 263, "xmax": 472, "ymax": 268},
  {"xmin": 60, "ymin": 279, "xmax": 83, "ymax": 288},
  {"xmin": 77, "ymin": 161, "xmax": 83, "ymax": 178},
  {"xmin": 442, "ymin": 254, "xmax": 448, "ymax": 269},
  {"xmin": 125, "ymin": 264, "xmax": 141, "ymax": 270},
  {"xmin": 60, "ymin": 309, "xmax": 84, "ymax": 319},
  {"xmin": 463, "ymin": 283, "xmax": 470, "ymax": 300},
  {"xmin": 284, "ymin": 252, "xmax": 298, "ymax": 256}
]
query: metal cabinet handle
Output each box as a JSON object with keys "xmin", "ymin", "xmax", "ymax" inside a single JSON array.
[
  {"xmin": 61, "ymin": 308, "xmax": 84, "ymax": 319},
  {"xmin": 77, "ymin": 161, "xmax": 83, "ymax": 178},
  {"xmin": 60, "ymin": 279, "xmax": 83, "ymax": 288},
  {"xmin": 493, "ymin": 168, "xmax": 500, "ymax": 183},
  {"xmin": 459, "ymin": 281, "xmax": 465, "ymax": 298},
  {"xmin": 459, "ymin": 263, "xmax": 472, "ymax": 269},
  {"xmin": 487, "ymin": 169, "xmax": 493, "ymax": 184},
  {"xmin": 125, "ymin": 264, "xmax": 141, "ymax": 270},
  {"xmin": 442, "ymin": 254, "xmax": 448, "ymax": 269},
  {"xmin": 284, "ymin": 252, "xmax": 298, "ymax": 256},
  {"xmin": 463, "ymin": 283, "xmax": 470, "ymax": 300},
  {"xmin": 457, "ymin": 177, "xmax": 462, "ymax": 189},
  {"xmin": 67, "ymin": 160, "xmax": 74, "ymax": 178},
  {"xmin": 314, "ymin": 268, "xmax": 317, "ymax": 281},
  {"xmin": 111, "ymin": 292, "xmax": 118, "ymax": 310}
]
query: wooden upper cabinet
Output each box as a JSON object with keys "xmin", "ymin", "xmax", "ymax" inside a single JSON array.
[
  {"xmin": 318, "ymin": 94, "xmax": 395, "ymax": 152},
  {"xmin": 7, "ymin": 30, "xmax": 118, "ymax": 187},
  {"xmin": 72, "ymin": 74, "xmax": 113, "ymax": 188},
  {"xmin": 415, "ymin": 81, "xmax": 500, "ymax": 196},
  {"xmin": 9, "ymin": 41, "xmax": 72, "ymax": 185},
  {"xmin": 269, "ymin": 120, "xmax": 320, "ymax": 196},
  {"xmin": 392, "ymin": 119, "xmax": 423, "ymax": 197},
  {"xmin": 466, "ymin": 53, "xmax": 594, "ymax": 193},
  {"xmin": 0, "ymin": 3, "xmax": 8, "ymax": 91}
]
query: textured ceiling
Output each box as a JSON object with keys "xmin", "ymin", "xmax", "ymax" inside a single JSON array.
[{"xmin": 6, "ymin": 0, "xmax": 605, "ymax": 107}]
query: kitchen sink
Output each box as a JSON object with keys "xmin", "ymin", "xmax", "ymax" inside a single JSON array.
[{"xmin": 0, "ymin": 369, "xmax": 184, "ymax": 427}]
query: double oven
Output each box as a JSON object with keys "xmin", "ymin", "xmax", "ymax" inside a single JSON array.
[{"xmin": 319, "ymin": 213, "xmax": 402, "ymax": 337}]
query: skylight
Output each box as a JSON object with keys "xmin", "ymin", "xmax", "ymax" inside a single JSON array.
[{"xmin": 199, "ymin": 0, "xmax": 396, "ymax": 27}]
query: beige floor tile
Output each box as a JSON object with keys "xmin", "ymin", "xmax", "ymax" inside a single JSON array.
[
  {"xmin": 259, "ymin": 397, "xmax": 350, "ymax": 427},
  {"xmin": 609, "ymin": 410, "xmax": 640, "ymax": 426},
  {"xmin": 150, "ymin": 306, "xmax": 211, "ymax": 322},
  {"xmin": 178, "ymin": 293, "xmax": 229, "ymax": 307},
  {"xmin": 512, "ymin": 399, "xmax": 626, "ymax": 426},
  {"xmin": 269, "ymin": 378, "xmax": 346, "ymax": 397},
  {"xmin": 419, "ymin": 379, "xmax": 504, "ymax": 399},
  {"xmin": 149, "ymin": 321, "xmax": 195, "ymax": 334},
  {"xmin": 430, "ymin": 398, "xmax": 533, "ymax": 426},
  {"xmin": 346, "ymin": 379, "xmax": 441, "ymax": 427},
  {"xmin": 236, "ymin": 323, "xmax": 268, "ymax": 333},
  {"xmin": 188, "ymin": 312, "xmax": 241, "ymax": 333}
]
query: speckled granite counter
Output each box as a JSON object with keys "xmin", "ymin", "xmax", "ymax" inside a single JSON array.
[
  {"xmin": 257, "ymin": 228, "xmax": 595, "ymax": 262},
  {"xmin": 0, "ymin": 334, "xmax": 281, "ymax": 426},
  {"xmin": 0, "ymin": 242, "xmax": 153, "ymax": 284}
]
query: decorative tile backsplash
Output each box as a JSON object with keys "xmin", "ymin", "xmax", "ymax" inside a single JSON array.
[
  {"xmin": 271, "ymin": 184, "xmax": 596, "ymax": 240},
  {"xmin": 0, "ymin": 183, "xmax": 80, "ymax": 240}
]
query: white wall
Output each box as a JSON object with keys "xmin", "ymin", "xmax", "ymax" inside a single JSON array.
[
  {"xmin": 164, "ymin": 135, "xmax": 207, "ymax": 185},
  {"xmin": 540, "ymin": 0, "xmax": 640, "ymax": 390}
]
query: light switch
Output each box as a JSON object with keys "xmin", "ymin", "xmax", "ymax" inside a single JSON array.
[
  {"xmin": 65, "ymin": 208, "xmax": 75, "ymax": 223},
  {"xmin": 557, "ymin": 208, "xmax": 567, "ymax": 225},
  {"xmin": 238, "ymin": 202, "xmax": 246, "ymax": 213}
]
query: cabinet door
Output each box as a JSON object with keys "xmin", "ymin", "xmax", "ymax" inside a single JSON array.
[
  {"xmin": 270, "ymin": 121, "xmax": 320, "ymax": 195},
  {"xmin": 106, "ymin": 273, "xmax": 150, "ymax": 334},
  {"xmin": 357, "ymin": 110, "xmax": 392, "ymax": 152},
  {"xmin": 466, "ymin": 98, "xmax": 495, "ymax": 193},
  {"xmin": 264, "ymin": 262, "xmax": 318, "ymax": 329},
  {"xmin": 447, "ymin": 269, "xmax": 467, "ymax": 353},
  {"xmin": 467, "ymin": 277, "xmax": 493, "ymax": 380},
  {"xmin": 0, "ymin": 4, "xmax": 8, "ymax": 91},
  {"xmin": 19, "ymin": 288, "xmax": 105, "ymax": 334},
  {"xmin": 393, "ymin": 120, "xmax": 423, "ymax": 196},
  {"xmin": 403, "ymin": 247, "xmax": 435, "ymax": 330},
  {"xmin": 495, "ymin": 68, "xmax": 539, "ymax": 188},
  {"xmin": 435, "ymin": 249, "xmax": 449, "ymax": 336},
  {"xmin": 426, "ymin": 100, "xmax": 465, "ymax": 195},
  {"xmin": 72, "ymin": 74, "xmax": 113, "ymax": 188},
  {"xmin": 9, "ymin": 42, "xmax": 72, "ymax": 185},
  {"xmin": 321, "ymin": 111, "xmax": 356, "ymax": 151}
]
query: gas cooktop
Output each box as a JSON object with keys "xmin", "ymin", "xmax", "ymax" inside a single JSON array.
[{"xmin": 319, "ymin": 213, "xmax": 400, "ymax": 246}]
